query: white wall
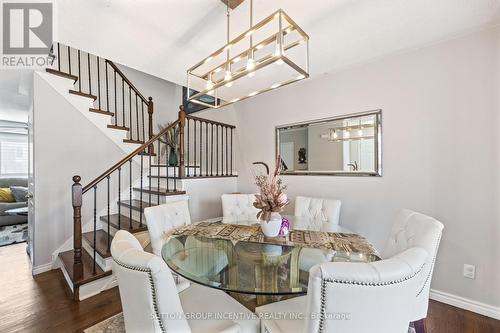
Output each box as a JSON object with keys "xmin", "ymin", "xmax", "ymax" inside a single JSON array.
[
  {"xmin": 220, "ymin": 27, "xmax": 500, "ymax": 308},
  {"xmin": 33, "ymin": 72, "xmax": 129, "ymax": 268},
  {"xmin": 116, "ymin": 64, "xmax": 183, "ymax": 128}
]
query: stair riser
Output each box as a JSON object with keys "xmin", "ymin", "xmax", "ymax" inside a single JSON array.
[
  {"xmin": 141, "ymin": 179, "xmax": 185, "ymax": 191},
  {"xmin": 82, "ymin": 240, "xmax": 113, "ymax": 271}
]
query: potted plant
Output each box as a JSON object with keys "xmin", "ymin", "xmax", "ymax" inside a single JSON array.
[
  {"xmin": 158, "ymin": 123, "xmax": 179, "ymax": 166},
  {"xmin": 253, "ymin": 157, "xmax": 289, "ymax": 237}
]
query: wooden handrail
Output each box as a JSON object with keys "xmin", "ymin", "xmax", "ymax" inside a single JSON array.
[
  {"xmin": 82, "ymin": 120, "xmax": 179, "ymax": 193},
  {"xmin": 185, "ymin": 114, "xmax": 236, "ymax": 129},
  {"xmin": 105, "ymin": 60, "xmax": 149, "ymax": 104}
]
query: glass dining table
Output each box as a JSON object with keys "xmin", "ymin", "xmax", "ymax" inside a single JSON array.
[{"xmin": 161, "ymin": 215, "xmax": 379, "ymax": 297}]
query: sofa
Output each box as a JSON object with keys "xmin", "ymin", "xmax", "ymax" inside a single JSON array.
[{"xmin": 0, "ymin": 177, "xmax": 28, "ymax": 227}]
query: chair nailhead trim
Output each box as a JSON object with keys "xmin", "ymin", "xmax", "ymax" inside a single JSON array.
[
  {"xmin": 416, "ymin": 234, "xmax": 442, "ymax": 297},
  {"xmin": 113, "ymin": 259, "xmax": 166, "ymax": 333},
  {"xmin": 317, "ymin": 263, "xmax": 426, "ymax": 333}
]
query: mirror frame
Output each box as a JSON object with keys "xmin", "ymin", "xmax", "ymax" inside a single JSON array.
[{"xmin": 275, "ymin": 109, "xmax": 382, "ymax": 177}]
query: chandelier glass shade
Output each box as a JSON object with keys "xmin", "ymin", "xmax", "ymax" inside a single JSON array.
[{"xmin": 187, "ymin": 8, "xmax": 309, "ymax": 109}]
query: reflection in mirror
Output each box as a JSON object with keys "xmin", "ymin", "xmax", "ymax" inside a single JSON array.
[{"xmin": 276, "ymin": 110, "xmax": 382, "ymax": 176}]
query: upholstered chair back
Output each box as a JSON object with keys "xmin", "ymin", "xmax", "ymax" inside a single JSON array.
[
  {"xmin": 383, "ymin": 209, "xmax": 444, "ymax": 320},
  {"xmin": 111, "ymin": 230, "xmax": 191, "ymax": 333},
  {"xmin": 294, "ymin": 196, "xmax": 341, "ymax": 231},
  {"xmin": 305, "ymin": 247, "xmax": 428, "ymax": 333},
  {"xmin": 144, "ymin": 200, "xmax": 191, "ymax": 256},
  {"xmin": 221, "ymin": 194, "xmax": 260, "ymax": 222}
]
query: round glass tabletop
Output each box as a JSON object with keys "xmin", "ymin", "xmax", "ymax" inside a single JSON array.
[{"xmin": 161, "ymin": 216, "xmax": 379, "ymax": 295}]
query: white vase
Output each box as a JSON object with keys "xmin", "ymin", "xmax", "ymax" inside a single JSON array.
[{"xmin": 260, "ymin": 212, "xmax": 282, "ymax": 238}]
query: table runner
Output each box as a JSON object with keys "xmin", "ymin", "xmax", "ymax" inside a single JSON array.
[{"xmin": 168, "ymin": 221, "xmax": 379, "ymax": 257}]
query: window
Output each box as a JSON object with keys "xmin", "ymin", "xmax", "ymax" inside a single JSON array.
[{"xmin": 0, "ymin": 137, "xmax": 28, "ymax": 176}]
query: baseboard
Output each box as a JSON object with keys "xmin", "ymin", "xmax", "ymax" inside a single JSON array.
[
  {"xmin": 32, "ymin": 262, "xmax": 53, "ymax": 275},
  {"xmin": 430, "ymin": 289, "xmax": 500, "ymax": 320}
]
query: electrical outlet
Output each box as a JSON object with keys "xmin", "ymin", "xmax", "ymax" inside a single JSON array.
[{"xmin": 463, "ymin": 264, "xmax": 476, "ymax": 279}]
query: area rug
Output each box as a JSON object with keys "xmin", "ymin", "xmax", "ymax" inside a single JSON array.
[
  {"xmin": 84, "ymin": 312, "xmax": 416, "ymax": 332},
  {"xmin": 0, "ymin": 223, "xmax": 28, "ymax": 247}
]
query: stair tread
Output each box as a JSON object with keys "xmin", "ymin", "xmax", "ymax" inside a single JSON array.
[
  {"xmin": 100, "ymin": 214, "xmax": 147, "ymax": 233},
  {"xmin": 69, "ymin": 90, "xmax": 97, "ymax": 100},
  {"xmin": 118, "ymin": 199, "xmax": 156, "ymax": 212},
  {"xmin": 82, "ymin": 230, "xmax": 112, "ymax": 259},
  {"xmin": 58, "ymin": 249, "xmax": 111, "ymax": 287},
  {"xmin": 89, "ymin": 108, "xmax": 114, "ymax": 116},
  {"xmin": 133, "ymin": 187, "xmax": 185, "ymax": 196},
  {"xmin": 123, "ymin": 139, "xmax": 145, "ymax": 144},
  {"xmin": 107, "ymin": 124, "xmax": 129, "ymax": 131},
  {"xmin": 46, "ymin": 68, "xmax": 78, "ymax": 81}
]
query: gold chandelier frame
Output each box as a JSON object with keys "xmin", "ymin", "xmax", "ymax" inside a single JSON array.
[{"xmin": 187, "ymin": 7, "xmax": 310, "ymax": 109}]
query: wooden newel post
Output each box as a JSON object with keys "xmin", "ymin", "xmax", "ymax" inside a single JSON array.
[
  {"xmin": 148, "ymin": 97, "xmax": 154, "ymax": 154},
  {"xmin": 178, "ymin": 105, "xmax": 186, "ymax": 178},
  {"xmin": 72, "ymin": 175, "xmax": 83, "ymax": 279}
]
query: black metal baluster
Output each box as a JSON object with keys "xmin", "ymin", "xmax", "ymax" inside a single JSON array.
[
  {"xmin": 135, "ymin": 94, "xmax": 140, "ymax": 142},
  {"xmin": 122, "ymin": 79, "xmax": 125, "ymax": 128},
  {"xmin": 114, "ymin": 71, "xmax": 117, "ymax": 126},
  {"xmin": 105, "ymin": 61, "xmax": 109, "ymax": 112},
  {"xmin": 148, "ymin": 145, "xmax": 152, "ymax": 206},
  {"xmin": 93, "ymin": 185, "xmax": 97, "ymax": 274},
  {"xmin": 174, "ymin": 158, "xmax": 177, "ymax": 191},
  {"xmin": 230, "ymin": 128, "xmax": 233, "ymax": 175},
  {"xmin": 206, "ymin": 121, "xmax": 209, "ymax": 176},
  {"xmin": 226, "ymin": 126, "xmax": 228, "ymax": 176},
  {"xmin": 211, "ymin": 123, "xmax": 214, "ymax": 176},
  {"xmin": 140, "ymin": 149, "xmax": 144, "ymax": 227},
  {"xmin": 216, "ymin": 124, "xmax": 219, "ymax": 176},
  {"xmin": 187, "ymin": 118, "xmax": 190, "ymax": 177},
  {"xmin": 221, "ymin": 125, "xmax": 224, "ymax": 175},
  {"xmin": 97, "ymin": 56, "xmax": 101, "ymax": 110},
  {"xmin": 129, "ymin": 160, "xmax": 132, "ymax": 230},
  {"xmin": 87, "ymin": 53, "xmax": 91, "ymax": 95},
  {"xmin": 77, "ymin": 50, "xmax": 81, "ymax": 92},
  {"xmin": 141, "ymin": 102, "xmax": 145, "ymax": 142},
  {"xmin": 194, "ymin": 120, "xmax": 197, "ymax": 177},
  {"xmin": 107, "ymin": 175, "xmax": 110, "ymax": 252},
  {"xmin": 165, "ymin": 138, "xmax": 169, "ymax": 192},
  {"xmin": 200, "ymin": 121, "xmax": 203, "ymax": 176},
  {"xmin": 118, "ymin": 167, "xmax": 121, "ymax": 230},
  {"xmin": 67, "ymin": 45, "xmax": 71, "ymax": 75},
  {"xmin": 57, "ymin": 43, "xmax": 61, "ymax": 71},
  {"xmin": 157, "ymin": 139, "xmax": 161, "ymax": 205},
  {"xmin": 129, "ymin": 87, "xmax": 132, "ymax": 140}
]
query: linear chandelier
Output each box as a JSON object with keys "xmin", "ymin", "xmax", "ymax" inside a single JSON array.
[{"xmin": 187, "ymin": 0, "xmax": 309, "ymax": 109}]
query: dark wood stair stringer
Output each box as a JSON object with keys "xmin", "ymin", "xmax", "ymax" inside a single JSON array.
[{"xmin": 58, "ymin": 249, "xmax": 111, "ymax": 300}]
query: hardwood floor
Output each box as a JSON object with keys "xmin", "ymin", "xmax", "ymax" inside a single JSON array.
[{"xmin": 1, "ymin": 242, "xmax": 499, "ymax": 333}]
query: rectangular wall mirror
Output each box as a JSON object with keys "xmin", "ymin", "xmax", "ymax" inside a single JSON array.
[{"xmin": 276, "ymin": 110, "xmax": 382, "ymax": 176}]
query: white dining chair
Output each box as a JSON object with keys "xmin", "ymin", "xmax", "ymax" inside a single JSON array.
[
  {"xmin": 144, "ymin": 200, "xmax": 192, "ymax": 290},
  {"xmin": 221, "ymin": 193, "xmax": 260, "ymax": 222},
  {"xmin": 144, "ymin": 200, "xmax": 191, "ymax": 257},
  {"xmin": 294, "ymin": 196, "xmax": 341, "ymax": 231},
  {"xmin": 383, "ymin": 209, "xmax": 444, "ymax": 333},
  {"xmin": 111, "ymin": 230, "xmax": 260, "ymax": 333},
  {"xmin": 256, "ymin": 247, "xmax": 428, "ymax": 333}
]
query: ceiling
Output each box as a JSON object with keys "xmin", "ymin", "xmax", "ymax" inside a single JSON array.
[
  {"xmin": 58, "ymin": 0, "xmax": 500, "ymax": 88},
  {"xmin": 0, "ymin": 70, "xmax": 32, "ymax": 123}
]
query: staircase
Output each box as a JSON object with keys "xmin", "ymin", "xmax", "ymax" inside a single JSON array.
[{"xmin": 46, "ymin": 43, "xmax": 237, "ymax": 300}]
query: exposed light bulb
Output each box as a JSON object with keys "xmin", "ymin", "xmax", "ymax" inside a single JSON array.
[
  {"xmin": 358, "ymin": 129, "xmax": 363, "ymax": 136},
  {"xmin": 344, "ymin": 130, "xmax": 350, "ymax": 139},
  {"xmin": 246, "ymin": 58, "xmax": 255, "ymax": 71},
  {"xmin": 224, "ymin": 70, "xmax": 232, "ymax": 82}
]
